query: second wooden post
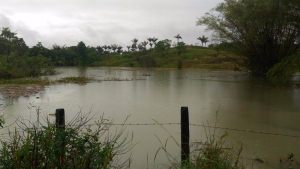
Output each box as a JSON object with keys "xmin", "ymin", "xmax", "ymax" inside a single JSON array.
[{"xmin": 181, "ymin": 106, "xmax": 190, "ymax": 166}]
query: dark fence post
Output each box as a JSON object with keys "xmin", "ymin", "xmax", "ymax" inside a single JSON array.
[
  {"xmin": 181, "ymin": 106, "xmax": 190, "ymax": 166},
  {"xmin": 55, "ymin": 109, "xmax": 65, "ymax": 166},
  {"xmin": 56, "ymin": 109, "xmax": 65, "ymax": 130}
]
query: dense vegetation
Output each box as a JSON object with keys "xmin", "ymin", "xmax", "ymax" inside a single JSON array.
[
  {"xmin": 197, "ymin": 0, "xmax": 300, "ymax": 85},
  {"xmin": 0, "ymin": 27, "xmax": 240, "ymax": 80}
]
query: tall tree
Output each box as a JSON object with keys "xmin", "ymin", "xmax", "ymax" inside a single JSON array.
[
  {"xmin": 137, "ymin": 43, "xmax": 143, "ymax": 51},
  {"xmin": 174, "ymin": 34, "xmax": 182, "ymax": 43},
  {"xmin": 126, "ymin": 46, "xmax": 131, "ymax": 52},
  {"xmin": 77, "ymin": 41, "xmax": 87, "ymax": 66},
  {"xmin": 154, "ymin": 39, "xmax": 171, "ymax": 57},
  {"xmin": 152, "ymin": 37, "xmax": 158, "ymax": 46},
  {"xmin": 0, "ymin": 27, "xmax": 17, "ymax": 62},
  {"xmin": 131, "ymin": 38, "xmax": 138, "ymax": 52},
  {"xmin": 111, "ymin": 44, "xmax": 118, "ymax": 54},
  {"xmin": 131, "ymin": 44, "xmax": 137, "ymax": 52},
  {"xmin": 197, "ymin": 0, "xmax": 300, "ymax": 76},
  {"xmin": 102, "ymin": 45, "xmax": 108, "ymax": 52},
  {"xmin": 117, "ymin": 45, "xmax": 123, "ymax": 54},
  {"xmin": 197, "ymin": 36, "xmax": 208, "ymax": 47},
  {"xmin": 147, "ymin": 38, "xmax": 153, "ymax": 48},
  {"xmin": 204, "ymin": 38, "xmax": 209, "ymax": 47},
  {"xmin": 176, "ymin": 42, "xmax": 187, "ymax": 69},
  {"xmin": 131, "ymin": 38, "xmax": 138, "ymax": 44},
  {"xmin": 96, "ymin": 46, "xmax": 103, "ymax": 54},
  {"xmin": 107, "ymin": 46, "xmax": 112, "ymax": 53},
  {"xmin": 141, "ymin": 41, "xmax": 148, "ymax": 50}
]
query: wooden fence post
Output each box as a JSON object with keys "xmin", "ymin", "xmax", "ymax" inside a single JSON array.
[
  {"xmin": 56, "ymin": 109, "xmax": 65, "ymax": 130},
  {"xmin": 55, "ymin": 108, "xmax": 65, "ymax": 166},
  {"xmin": 181, "ymin": 106, "xmax": 190, "ymax": 166}
]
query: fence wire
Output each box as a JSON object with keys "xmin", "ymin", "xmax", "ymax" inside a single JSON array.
[
  {"xmin": 0, "ymin": 122, "xmax": 300, "ymax": 138},
  {"xmin": 103, "ymin": 123, "xmax": 300, "ymax": 138}
]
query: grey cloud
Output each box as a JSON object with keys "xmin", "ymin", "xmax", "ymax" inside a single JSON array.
[
  {"xmin": 0, "ymin": 14, "xmax": 12, "ymax": 28},
  {"xmin": 0, "ymin": 0, "xmax": 223, "ymax": 48},
  {"xmin": 0, "ymin": 13, "xmax": 41, "ymax": 47}
]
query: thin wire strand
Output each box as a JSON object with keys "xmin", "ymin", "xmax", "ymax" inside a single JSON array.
[{"xmin": 0, "ymin": 123, "xmax": 299, "ymax": 138}]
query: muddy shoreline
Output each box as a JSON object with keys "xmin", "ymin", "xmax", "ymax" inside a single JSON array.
[{"xmin": 0, "ymin": 85, "xmax": 45, "ymax": 99}]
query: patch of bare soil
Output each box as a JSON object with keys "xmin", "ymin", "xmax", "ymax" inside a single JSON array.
[{"xmin": 0, "ymin": 85, "xmax": 45, "ymax": 99}]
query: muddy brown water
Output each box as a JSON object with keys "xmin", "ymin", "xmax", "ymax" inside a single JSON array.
[{"xmin": 0, "ymin": 67, "xmax": 299, "ymax": 168}]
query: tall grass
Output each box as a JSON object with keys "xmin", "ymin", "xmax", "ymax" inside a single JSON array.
[{"xmin": 0, "ymin": 106, "xmax": 133, "ymax": 168}]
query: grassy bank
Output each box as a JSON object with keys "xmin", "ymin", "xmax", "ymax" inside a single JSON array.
[{"xmin": 95, "ymin": 46, "xmax": 244, "ymax": 70}]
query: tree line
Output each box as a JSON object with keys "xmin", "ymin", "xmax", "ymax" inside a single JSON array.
[{"xmin": 0, "ymin": 27, "xmax": 201, "ymax": 79}]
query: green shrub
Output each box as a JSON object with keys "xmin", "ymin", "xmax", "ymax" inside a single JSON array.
[
  {"xmin": 139, "ymin": 55, "xmax": 156, "ymax": 68},
  {"xmin": 266, "ymin": 53, "xmax": 300, "ymax": 86}
]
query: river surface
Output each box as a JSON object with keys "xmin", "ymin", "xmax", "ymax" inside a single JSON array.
[{"xmin": 1, "ymin": 67, "xmax": 300, "ymax": 168}]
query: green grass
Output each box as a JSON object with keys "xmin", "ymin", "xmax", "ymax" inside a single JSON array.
[{"xmin": 94, "ymin": 47, "xmax": 243, "ymax": 69}]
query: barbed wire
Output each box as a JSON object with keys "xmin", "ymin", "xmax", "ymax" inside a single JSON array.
[
  {"xmin": 101, "ymin": 123, "xmax": 300, "ymax": 138},
  {"xmin": 0, "ymin": 122, "xmax": 299, "ymax": 138}
]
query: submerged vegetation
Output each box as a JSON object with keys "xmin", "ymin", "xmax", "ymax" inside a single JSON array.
[
  {"xmin": 0, "ymin": 76, "xmax": 93, "ymax": 98},
  {"xmin": 56, "ymin": 76, "xmax": 93, "ymax": 84}
]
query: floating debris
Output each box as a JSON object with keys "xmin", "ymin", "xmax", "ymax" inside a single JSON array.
[{"xmin": 0, "ymin": 85, "xmax": 44, "ymax": 99}]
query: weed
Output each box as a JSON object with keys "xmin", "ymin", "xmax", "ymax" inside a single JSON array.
[
  {"xmin": 0, "ymin": 106, "xmax": 133, "ymax": 169},
  {"xmin": 279, "ymin": 153, "xmax": 300, "ymax": 169},
  {"xmin": 154, "ymin": 111, "xmax": 245, "ymax": 169}
]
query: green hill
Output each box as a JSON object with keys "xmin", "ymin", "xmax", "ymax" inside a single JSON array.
[{"xmin": 94, "ymin": 46, "xmax": 243, "ymax": 70}]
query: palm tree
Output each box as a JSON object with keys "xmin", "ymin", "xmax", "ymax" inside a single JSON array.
[
  {"xmin": 174, "ymin": 34, "xmax": 182, "ymax": 43},
  {"xmin": 96, "ymin": 46, "xmax": 103, "ymax": 53},
  {"xmin": 102, "ymin": 45, "xmax": 108, "ymax": 52},
  {"xmin": 131, "ymin": 44, "xmax": 137, "ymax": 52},
  {"xmin": 141, "ymin": 41, "xmax": 148, "ymax": 50},
  {"xmin": 152, "ymin": 37, "xmax": 158, "ymax": 46},
  {"xmin": 131, "ymin": 38, "xmax": 138, "ymax": 44},
  {"xmin": 107, "ymin": 46, "xmax": 112, "ymax": 53},
  {"xmin": 197, "ymin": 36, "xmax": 208, "ymax": 46},
  {"xmin": 126, "ymin": 46, "xmax": 131, "ymax": 52},
  {"xmin": 147, "ymin": 38, "xmax": 153, "ymax": 48},
  {"xmin": 117, "ymin": 45, "xmax": 123, "ymax": 54},
  {"xmin": 204, "ymin": 38, "xmax": 209, "ymax": 47},
  {"xmin": 138, "ymin": 43, "xmax": 144, "ymax": 51},
  {"xmin": 111, "ymin": 44, "xmax": 118, "ymax": 53}
]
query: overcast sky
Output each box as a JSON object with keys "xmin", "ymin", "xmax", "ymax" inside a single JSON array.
[{"xmin": 0, "ymin": 0, "xmax": 223, "ymax": 48}]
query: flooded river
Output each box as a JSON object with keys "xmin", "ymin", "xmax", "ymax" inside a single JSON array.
[{"xmin": 1, "ymin": 67, "xmax": 300, "ymax": 168}]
